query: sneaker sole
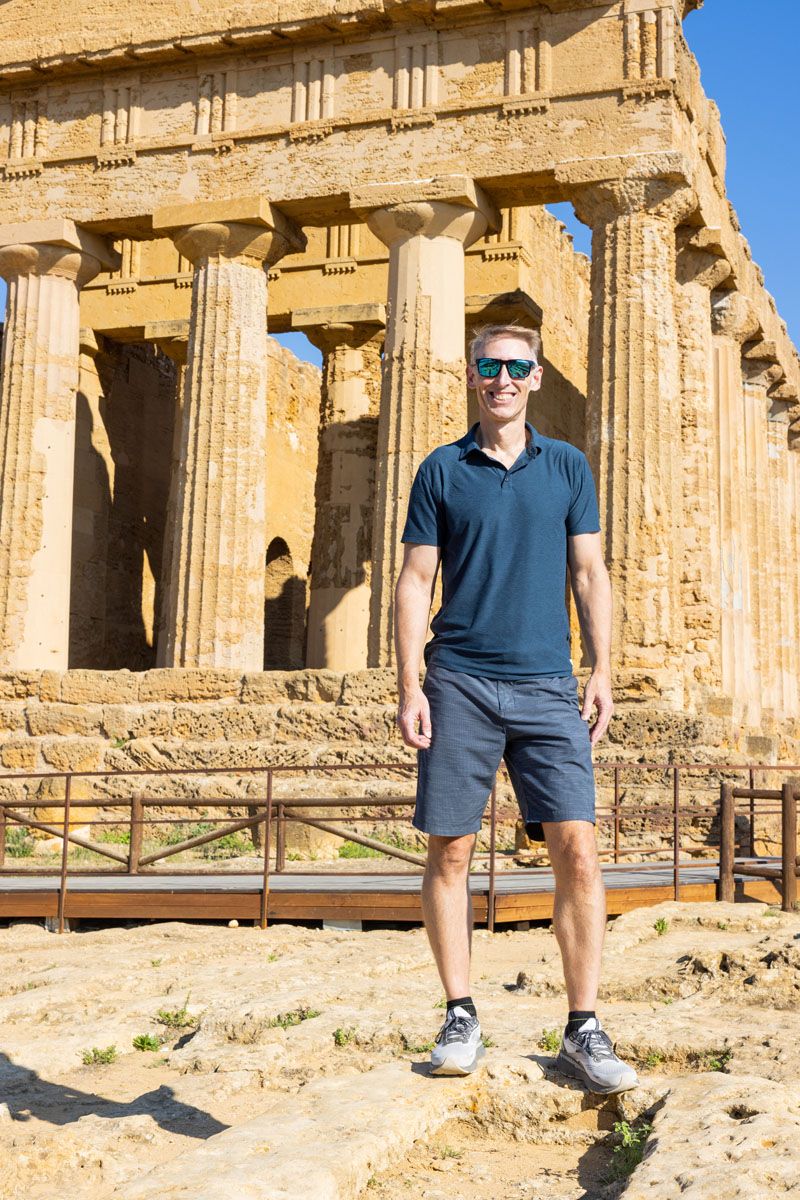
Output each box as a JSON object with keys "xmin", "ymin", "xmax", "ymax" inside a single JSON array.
[
  {"xmin": 554, "ymin": 1051, "xmax": 638, "ymax": 1095},
  {"xmin": 430, "ymin": 1043, "xmax": 486, "ymax": 1076}
]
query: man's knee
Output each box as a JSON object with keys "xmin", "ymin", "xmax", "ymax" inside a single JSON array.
[
  {"xmin": 425, "ymin": 833, "xmax": 476, "ymax": 881},
  {"xmin": 546, "ymin": 824, "xmax": 601, "ymax": 890}
]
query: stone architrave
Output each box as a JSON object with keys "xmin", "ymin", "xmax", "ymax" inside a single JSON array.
[
  {"xmin": 153, "ymin": 200, "xmax": 306, "ymax": 670},
  {"xmin": 292, "ymin": 304, "xmax": 385, "ymax": 672},
  {"xmin": 572, "ymin": 178, "xmax": 696, "ymax": 701},
  {"xmin": 144, "ymin": 320, "xmax": 189, "ymax": 668},
  {"xmin": 350, "ymin": 176, "xmax": 499, "ymax": 669},
  {"xmin": 0, "ymin": 219, "xmax": 118, "ymax": 670},
  {"xmin": 675, "ymin": 231, "xmax": 730, "ymax": 701},
  {"xmin": 710, "ymin": 290, "xmax": 760, "ymax": 715}
]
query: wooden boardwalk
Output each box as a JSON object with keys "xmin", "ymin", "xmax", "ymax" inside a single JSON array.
[{"xmin": 0, "ymin": 860, "xmax": 780, "ymax": 926}]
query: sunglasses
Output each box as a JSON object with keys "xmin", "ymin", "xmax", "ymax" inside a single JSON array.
[{"xmin": 474, "ymin": 357, "xmax": 538, "ymax": 380}]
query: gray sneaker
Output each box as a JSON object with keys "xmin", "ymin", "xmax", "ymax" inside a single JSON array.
[
  {"xmin": 430, "ymin": 1005, "xmax": 485, "ymax": 1076},
  {"xmin": 555, "ymin": 1017, "xmax": 638, "ymax": 1095}
]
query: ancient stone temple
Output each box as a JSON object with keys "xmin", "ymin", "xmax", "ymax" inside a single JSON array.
[{"xmin": 0, "ymin": 0, "xmax": 798, "ymax": 767}]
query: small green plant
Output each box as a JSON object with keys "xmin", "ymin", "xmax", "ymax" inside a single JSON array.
[
  {"xmin": 402, "ymin": 1037, "xmax": 435, "ymax": 1054},
  {"xmin": 97, "ymin": 825, "xmax": 131, "ymax": 845},
  {"xmin": 765, "ymin": 907, "xmax": 782, "ymax": 917},
  {"xmin": 155, "ymin": 993, "xmax": 197, "ymax": 1030},
  {"xmin": 439, "ymin": 1146, "xmax": 462, "ymax": 1160},
  {"xmin": 164, "ymin": 821, "xmax": 215, "ymax": 846},
  {"xmin": 434, "ymin": 997, "xmax": 447, "ymax": 1009},
  {"xmin": 643, "ymin": 1050, "xmax": 664, "ymax": 1069},
  {"xmin": 333, "ymin": 1026, "xmax": 357, "ymax": 1047},
  {"xmin": 133, "ymin": 1033, "xmax": 163, "ymax": 1052},
  {"xmin": 267, "ymin": 951, "xmax": 279, "ymax": 962},
  {"xmin": 717, "ymin": 920, "xmax": 729, "ymax": 931},
  {"xmin": 539, "ymin": 1027, "xmax": 561, "ymax": 1055},
  {"xmin": 82, "ymin": 1045, "xmax": 118, "ymax": 1066},
  {"xmin": 150, "ymin": 958, "xmax": 163, "ymax": 967},
  {"xmin": 7, "ymin": 827, "xmax": 34, "ymax": 858},
  {"xmin": 703, "ymin": 1046, "xmax": 732, "ymax": 1072},
  {"xmin": 111, "ymin": 737, "xmax": 130, "ymax": 749},
  {"xmin": 653, "ymin": 917, "xmax": 669, "ymax": 936},
  {"xmin": 609, "ymin": 1119, "xmax": 653, "ymax": 1181},
  {"xmin": 268, "ymin": 1007, "xmax": 321, "ymax": 1030},
  {"xmin": 482, "ymin": 1035, "xmax": 496, "ymax": 1048},
  {"xmin": 338, "ymin": 840, "xmax": 383, "ymax": 859}
]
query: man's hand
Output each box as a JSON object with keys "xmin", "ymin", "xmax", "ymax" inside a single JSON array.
[
  {"xmin": 397, "ymin": 687, "xmax": 432, "ymax": 749},
  {"xmin": 580, "ymin": 670, "xmax": 613, "ymax": 747}
]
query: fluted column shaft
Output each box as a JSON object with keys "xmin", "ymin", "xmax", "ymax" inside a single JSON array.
[
  {"xmin": 299, "ymin": 312, "xmax": 384, "ymax": 670},
  {"xmin": 765, "ymin": 406, "xmax": 798, "ymax": 716},
  {"xmin": 352, "ymin": 183, "xmax": 496, "ymax": 667},
  {"xmin": 710, "ymin": 291, "xmax": 760, "ymax": 715},
  {"xmin": 155, "ymin": 210, "xmax": 305, "ymax": 669},
  {"xmin": 573, "ymin": 179, "xmax": 695, "ymax": 693},
  {"xmin": 0, "ymin": 228, "xmax": 112, "ymax": 668},
  {"xmin": 675, "ymin": 240, "xmax": 729, "ymax": 700}
]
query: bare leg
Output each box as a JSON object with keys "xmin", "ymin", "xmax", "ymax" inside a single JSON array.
[
  {"xmin": 543, "ymin": 820, "xmax": 606, "ymax": 1010},
  {"xmin": 420, "ymin": 833, "xmax": 476, "ymax": 999}
]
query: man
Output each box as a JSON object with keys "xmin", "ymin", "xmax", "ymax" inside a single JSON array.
[{"xmin": 394, "ymin": 324, "xmax": 637, "ymax": 1095}]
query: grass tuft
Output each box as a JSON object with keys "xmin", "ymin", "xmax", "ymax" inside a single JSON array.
[
  {"xmin": 653, "ymin": 917, "xmax": 669, "ymax": 936},
  {"xmin": 133, "ymin": 1033, "xmax": 164, "ymax": 1052},
  {"xmin": 155, "ymin": 993, "xmax": 197, "ymax": 1030},
  {"xmin": 333, "ymin": 1026, "xmax": 357, "ymax": 1047},
  {"xmin": 268, "ymin": 1007, "xmax": 321, "ymax": 1029}
]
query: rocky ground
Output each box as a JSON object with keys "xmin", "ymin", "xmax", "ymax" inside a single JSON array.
[{"xmin": 1, "ymin": 900, "xmax": 799, "ymax": 1199}]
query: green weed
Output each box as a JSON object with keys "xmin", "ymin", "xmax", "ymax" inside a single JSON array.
[
  {"xmin": 643, "ymin": 1050, "xmax": 664, "ymax": 1069},
  {"xmin": 401, "ymin": 1034, "xmax": 435, "ymax": 1053},
  {"xmin": 96, "ymin": 825, "xmax": 131, "ymax": 845},
  {"xmin": 81, "ymin": 1045, "xmax": 118, "ymax": 1066},
  {"xmin": 338, "ymin": 840, "xmax": 382, "ymax": 859},
  {"xmin": 150, "ymin": 958, "xmax": 163, "ymax": 967},
  {"xmin": 539, "ymin": 1027, "xmax": 561, "ymax": 1055},
  {"xmin": 653, "ymin": 917, "xmax": 669, "ymax": 936},
  {"xmin": 439, "ymin": 1146, "xmax": 462, "ymax": 1160},
  {"xmin": 155, "ymin": 993, "xmax": 197, "ymax": 1030},
  {"xmin": 6, "ymin": 827, "xmax": 34, "ymax": 858},
  {"xmin": 609, "ymin": 1119, "xmax": 653, "ymax": 1180},
  {"xmin": 482, "ymin": 1035, "xmax": 496, "ymax": 1048},
  {"xmin": 333, "ymin": 1026, "xmax": 357, "ymax": 1047},
  {"xmin": 703, "ymin": 1046, "xmax": 732, "ymax": 1072},
  {"xmin": 268, "ymin": 1007, "xmax": 321, "ymax": 1030},
  {"xmin": 133, "ymin": 1033, "xmax": 163, "ymax": 1052},
  {"xmin": 434, "ymin": 997, "xmax": 447, "ymax": 1009}
]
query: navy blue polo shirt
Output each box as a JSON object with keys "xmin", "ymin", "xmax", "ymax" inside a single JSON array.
[{"xmin": 401, "ymin": 421, "xmax": 600, "ymax": 678}]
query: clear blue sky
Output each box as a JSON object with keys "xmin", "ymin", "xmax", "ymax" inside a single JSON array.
[{"xmin": 1, "ymin": 1, "xmax": 797, "ymax": 362}]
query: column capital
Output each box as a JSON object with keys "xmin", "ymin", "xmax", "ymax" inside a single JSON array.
[
  {"xmin": 572, "ymin": 176, "xmax": 697, "ymax": 229},
  {"xmin": 710, "ymin": 289, "xmax": 760, "ymax": 343},
  {"xmin": 0, "ymin": 219, "xmax": 119, "ymax": 286},
  {"xmin": 292, "ymin": 303, "xmax": 386, "ymax": 355},
  {"xmin": 153, "ymin": 198, "xmax": 306, "ymax": 269},
  {"xmin": 350, "ymin": 175, "xmax": 499, "ymax": 250},
  {"xmin": 676, "ymin": 228, "xmax": 731, "ymax": 290},
  {"xmin": 743, "ymin": 359, "xmax": 784, "ymax": 390}
]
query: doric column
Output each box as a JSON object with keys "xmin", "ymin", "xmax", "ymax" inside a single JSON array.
[
  {"xmin": 741, "ymin": 347, "xmax": 783, "ymax": 719},
  {"xmin": 675, "ymin": 231, "xmax": 730, "ymax": 701},
  {"xmin": 144, "ymin": 320, "xmax": 189, "ymax": 669},
  {"xmin": 153, "ymin": 200, "xmax": 305, "ymax": 669},
  {"xmin": 350, "ymin": 177, "xmax": 498, "ymax": 668},
  {"xmin": 764, "ymin": 389, "xmax": 799, "ymax": 717},
  {"xmin": 572, "ymin": 178, "xmax": 696, "ymax": 697},
  {"xmin": 710, "ymin": 290, "xmax": 760, "ymax": 715},
  {"xmin": 292, "ymin": 304, "xmax": 385, "ymax": 671},
  {"xmin": 0, "ymin": 219, "xmax": 117, "ymax": 669}
]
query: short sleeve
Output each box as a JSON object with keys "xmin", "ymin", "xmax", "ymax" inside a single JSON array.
[
  {"xmin": 566, "ymin": 453, "xmax": 601, "ymax": 535},
  {"xmin": 401, "ymin": 460, "xmax": 446, "ymax": 546}
]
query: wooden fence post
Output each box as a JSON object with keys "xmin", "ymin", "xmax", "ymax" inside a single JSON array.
[
  {"xmin": 717, "ymin": 782, "xmax": 735, "ymax": 903},
  {"xmin": 781, "ymin": 782, "xmax": 797, "ymax": 912},
  {"xmin": 129, "ymin": 796, "xmax": 143, "ymax": 874}
]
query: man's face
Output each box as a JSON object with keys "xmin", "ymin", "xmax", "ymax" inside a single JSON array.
[{"xmin": 466, "ymin": 336, "xmax": 543, "ymax": 425}]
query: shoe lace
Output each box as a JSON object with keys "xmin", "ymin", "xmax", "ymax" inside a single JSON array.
[
  {"xmin": 572, "ymin": 1028, "xmax": 615, "ymax": 1060},
  {"xmin": 437, "ymin": 1012, "xmax": 475, "ymax": 1045}
]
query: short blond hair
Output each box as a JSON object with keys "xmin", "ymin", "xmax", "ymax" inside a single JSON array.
[{"xmin": 469, "ymin": 323, "xmax": 542, "ymax": 365}]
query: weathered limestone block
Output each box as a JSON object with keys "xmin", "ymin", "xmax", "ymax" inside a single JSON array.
[
  {"xmin": 154, "ymin": 200, "xmax": 306, "ymax": 671},
  {"xmin": 25, "ymin": 702, "xmax": 104, "ymax": 738},
  {"xmin": 573, "ymin": 178, "xmax": 696, "ymax": 695},
  {"xmin": 297, "ymin": 306, "xmax": 385, "ymax": 672},
  {"xmin": 351, "ymin": 177, "xmax": 498, "ymax": 668},
  {"xmin": 0, "ymin": 220, "xmax": 117, "ymax": 671},
  {"xmin": 60, "ymin": 669, "xmax": 140, "ymax": 705},
  {"xmin": 340, "ymin": 669, "xmax": 399, "ymax": 705},
  {"xmin": 138, "ymin": 669, "xmax": 243, "ymax": 703},
  {"xmin": 241, "ymin": 671, "xmax": 343, "ymax": 704}
]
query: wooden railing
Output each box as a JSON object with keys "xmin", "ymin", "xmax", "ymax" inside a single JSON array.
[
  {"xmin": 718, "ymin": 780, "xmax": 799, "ymax": 911},
  {"xmin": 1, "ymin": 761, "xmax": 798, "ymax": 931}
]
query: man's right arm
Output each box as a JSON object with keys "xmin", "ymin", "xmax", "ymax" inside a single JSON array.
[{"xmin": 394, "ymin": 542, "xmax": 441, "ymax": 749}]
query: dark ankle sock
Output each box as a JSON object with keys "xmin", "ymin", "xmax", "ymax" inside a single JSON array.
[
  {"xmin": 447, "ymin": 996, "xmax": 477, "ymax": 1019},
  {"xmin": 566, "ymin": 1010, "xmax": 596, "ymax": 1037}
]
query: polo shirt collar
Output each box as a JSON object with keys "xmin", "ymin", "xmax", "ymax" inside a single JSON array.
[{"xmin": 458, "ymin": 421, "xmax": 540, "ymax": 460}]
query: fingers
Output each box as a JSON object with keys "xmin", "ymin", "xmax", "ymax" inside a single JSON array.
[
  {"xmin": 581, "ymin": 682, "xmax": 614, "ymax": 747},
  {"xmin": 397, "ymin": 693, "xmax": 432, "ymax": 749}
]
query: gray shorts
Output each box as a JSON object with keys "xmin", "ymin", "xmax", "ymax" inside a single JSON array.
[{"xmin": 413, "ymin": 663, "xmax": 596, "ymax": 839}]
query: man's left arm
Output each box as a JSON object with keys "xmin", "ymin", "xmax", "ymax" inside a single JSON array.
[{"xmin": 567, "ymin": 531, "xmax": 613, "ymax": 747}]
